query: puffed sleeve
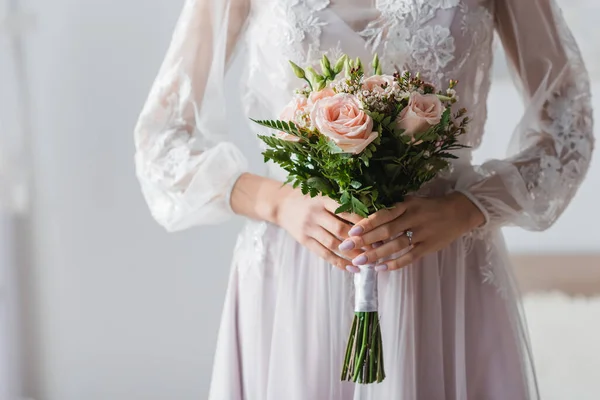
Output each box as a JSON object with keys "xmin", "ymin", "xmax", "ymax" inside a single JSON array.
[
  {"xmin": 456, "ymin": 0, "xmax": 594, "ymax": 231},
  {"xmin": 134, "ymin": 0, "xmax": 250, "ymax": 232}
]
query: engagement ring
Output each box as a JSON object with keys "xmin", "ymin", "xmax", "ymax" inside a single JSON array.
[{"xmin": 405, "ymin": 230, "xmax": 413, "ymax": 246}]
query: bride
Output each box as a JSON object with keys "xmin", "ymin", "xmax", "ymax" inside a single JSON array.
[{"xmin": 133, "ymin": 0, "xmax": 593, "ymax": 399}]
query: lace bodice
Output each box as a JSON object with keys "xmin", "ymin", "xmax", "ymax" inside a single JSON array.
[
  {"xmin": 134, "ymin": 0, "xmax": 593, "ymax": 233},
  {"xmin": 246, "ymin": 0, "xmax": 494, "ymax": 149}
]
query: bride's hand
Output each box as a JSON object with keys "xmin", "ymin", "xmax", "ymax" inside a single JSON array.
[
  {"xmin": 276, "ymin": 186, "xmax": 364, "ymax": 271},
  {"xmin": 338, "ymin": 192, "xmax": 485, "ymax": 271}
]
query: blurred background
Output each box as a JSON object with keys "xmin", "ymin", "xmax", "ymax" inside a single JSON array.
[{"xmin": 0, "ymin": 0, "xmax": 599, "ymax": 399}]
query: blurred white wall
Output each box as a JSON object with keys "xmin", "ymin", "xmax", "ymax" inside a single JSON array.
[
  {"xmin": 13, "ymin": 0, "xmax": 600, "ymax": 400},
  {"xmin": 23, "ymin": 0, "xmax": 246, "ymax": 399}
]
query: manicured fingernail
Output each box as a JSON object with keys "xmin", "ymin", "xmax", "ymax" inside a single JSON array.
[
  {"xmin": 375, "ymin": 264, "xmax": 388, "ymax": 272},
  {"xmin": 372, "ymin": 241, "xmax": 384, "ymax": 248},
  {"xmin": 338, "ymin": 240, "xmax": 355, "ymax": 251},
  {"xmin": 352, "ymin": 254, "xmax": 368, "ymax": 266},
  {"xmin": 346, "ymin": 265, "xmax": 360, "ymax": 273},
  {"xmin": 348, "ymin": 226, "xmax": 364, "ymax": 236}
]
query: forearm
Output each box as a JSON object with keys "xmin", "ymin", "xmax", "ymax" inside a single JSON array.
[{"xmin": 230, "ymin": 173, "xmax": 290, "ymax": 224}]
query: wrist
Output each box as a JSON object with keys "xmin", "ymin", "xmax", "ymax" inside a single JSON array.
[
  {"xmin": 230, "ymin": 173, "xmax": 289, "ymax": 224},
  {"xmin": 259, "ymin": 182, "xmax": 288, "ymax": 225},
  {"xmin": 448, "ymin": 191, "xmax": 486, "ymax": 231},
  {"xmin": 270, "ymin": 186, "xmax": 292, "ymax": 226}
]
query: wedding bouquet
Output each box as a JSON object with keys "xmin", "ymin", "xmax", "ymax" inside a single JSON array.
[{"xmin": 252, "ymin": 53, "xmax": 469, "ymax": 384}]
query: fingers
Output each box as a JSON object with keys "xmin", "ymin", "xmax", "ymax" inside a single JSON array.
[
  {"xmin": 350, "ymin": 231, "xmax": 416, "ymax": 266},
  {"xmin": 311, "ymin": 226, "xmax": 362, "ymax": 259},
  {"xmin": 313, "ymin": 196, "xmax": 427, "ymax": 272},
  {"xmin": 350, "ymin": 243, "xmax": 426, "ymax": 272},
  {"xmin": 310, "ymin": 226, "xmax": 342, "ymax": 252},
  {"xmin": 385, "ymin": 245, "xmax": 426, "ymax": 271},
  {"xmin": 321, "ymin": 197, "xmax": 363, "ymax": 225},
  {"xmin": 340, "ymin": 211, "xmax": 419, "ymax": 251},
  {"xmin": 350, "ymin": 202, "xmax": 409, "ymax": 236},
  {"xmin": 319, "ymin": 212, "xmax": 353, "ymax": 240},
  {"xmin": 304, "ymin": 237, "xmax": 353, "ymax": 271}
]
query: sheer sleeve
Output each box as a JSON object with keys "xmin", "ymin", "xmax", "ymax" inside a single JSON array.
[
  {"xmin": 456, "ymin": 0, "xmax": 594, "ymax": 232},
  {"xmin": 134, "ymin": 0, "xmax": 250, "ymax": 232}
]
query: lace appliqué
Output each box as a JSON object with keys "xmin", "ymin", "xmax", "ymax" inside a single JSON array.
[
  {"xmin": 140, "ymin": 66, "xmax": 210, "ymax": 190},
  {"xmin": 512, "ymin": 77, "xmax": 593, "ymax": 227},
  {"xmin": 234, "ymin": 221, "xmax": 269, "ymax": 281},
  {"xmin": 462, "ymin": 230, "xmax": 509, "ymax": 298},
  {"xmin": 268, "ymin": 0, "xmax": 331, "ymax": 64},
  {"xmin": 411, "ymin": 25, "xmax": 456, "ymax": 73},
  {"xmin": 547, "ymin": 86, "xmax": 594, "ymax": 161},
  {"xmin": 360, "ymin": 2, "xmax": 459, "ymax": 85},
  {"xmin": 284, "ymin": 0, "xmax": 329, "ymax": 44}
]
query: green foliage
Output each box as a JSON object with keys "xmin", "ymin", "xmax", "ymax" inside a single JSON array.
[
  {"xmin": 254, "ymin": 57, "xmax": 471, "ymax": 217},
  {"xmin": 256, "ymin": 108, "xmax": 468, "ymax": 217}
]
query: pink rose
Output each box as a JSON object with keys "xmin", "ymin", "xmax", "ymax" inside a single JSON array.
[
  {"xmin": 311, "ymin": 93, "xmax": 377, "ymax": 154},
  {"xmin": 396, "ymin": 92, "xmax": 444, "ymax": 136},
  {"xmin": 308, "ymin": 87, "xmax": 336, "ymax": 105},
  {"xmin": 277, "ymin": 95, "xmax": 309, "ymax": 142},
  {"xmin": 362, "ymin": 75, "xmax": 397, "ymax": 94}
]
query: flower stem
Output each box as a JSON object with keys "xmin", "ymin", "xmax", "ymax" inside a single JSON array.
[
  {"xmin": 341, "ymin": 315, "xmax": 357, "ymax": 380},
  {"xmin": 377, "ymin": 319, "xmax": 385, "ymax": 382},
  {"xmin": 303, "ymin": 77, "xmax": 314, "ymax": 91},
  {"xmin": 353, "ymin": 313, "xmax": 364, "ymax": 380},
  {"xmin": 352, "ymin": 313, "xmax": 370, "ymax": 382},
  {"xmin": 341, "ymin": 311, "xmax": 385, "ymax": 384},
  {"xmin": 369, "ymin": 313, "xmax": 375, "ymax": 383}
]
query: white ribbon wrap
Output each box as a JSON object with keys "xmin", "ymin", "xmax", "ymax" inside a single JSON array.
[{"xmin": 354, "ymin": 265, "xmax": 378, "ymax": 312}]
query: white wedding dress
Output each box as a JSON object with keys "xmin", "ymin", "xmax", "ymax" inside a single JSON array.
[{"xmin": 133, "ymin": 0, "xmax": 594, "ymax": 399}]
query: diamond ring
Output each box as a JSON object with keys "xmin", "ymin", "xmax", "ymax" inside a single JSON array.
[{"xmin": 405, "ymin": 230, "xmax": 413, "ymax": 246}]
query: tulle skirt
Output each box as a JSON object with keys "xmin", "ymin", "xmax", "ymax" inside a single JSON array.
[{"xmin": 208, "ymin": 218, "xmax": 539, "ymax": 400}]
